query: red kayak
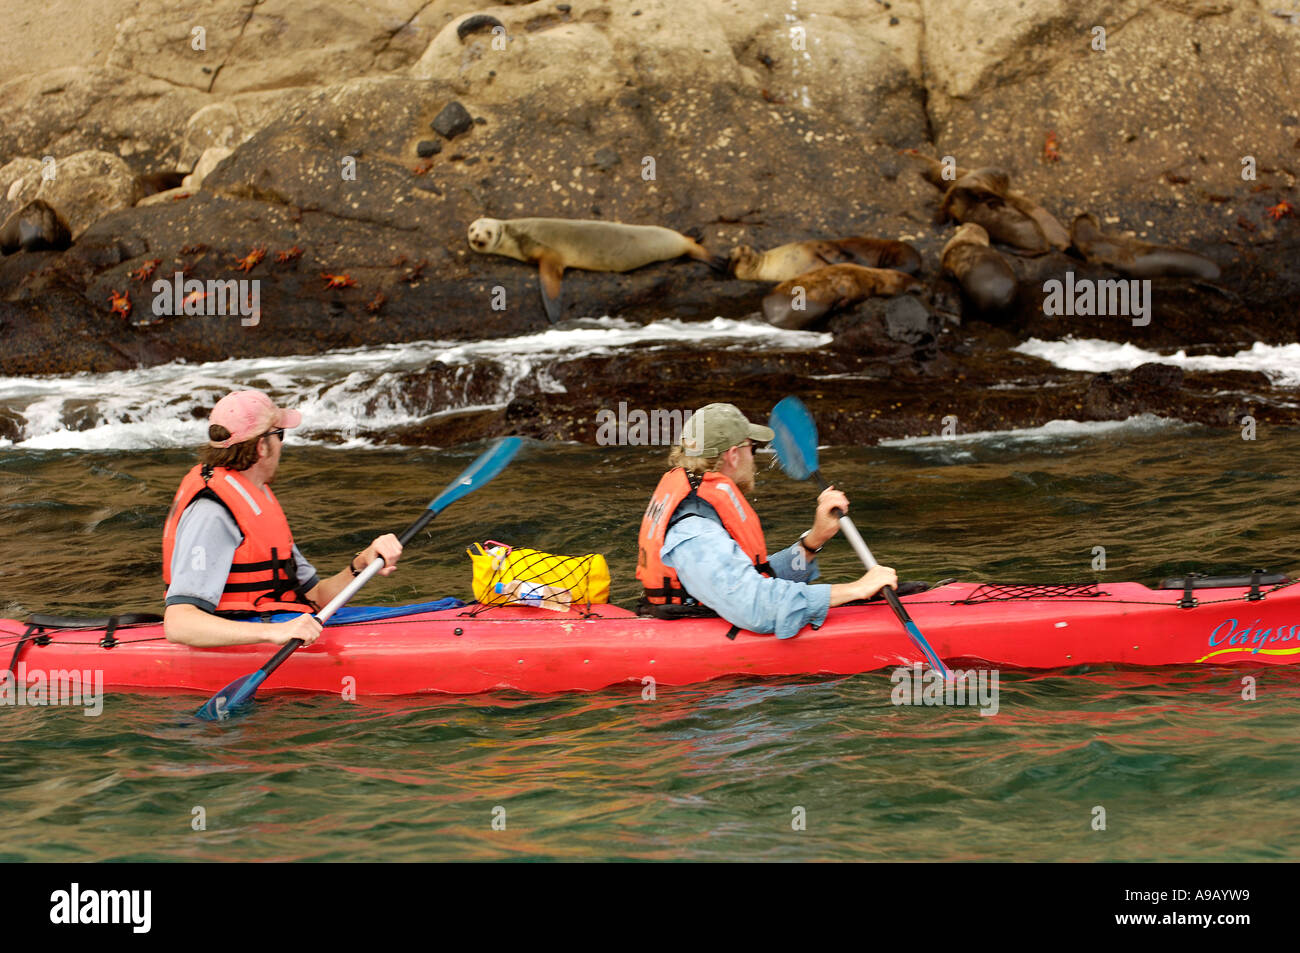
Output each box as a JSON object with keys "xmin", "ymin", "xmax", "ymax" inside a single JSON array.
[{"xmin": 3, "ymin": 576, "xmax": 1298, "ymax": 697}]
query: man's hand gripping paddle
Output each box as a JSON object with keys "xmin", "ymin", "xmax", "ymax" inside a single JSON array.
[{"xmin": 768, "ymin": 397, "xmax": 951, "ymax": 680}]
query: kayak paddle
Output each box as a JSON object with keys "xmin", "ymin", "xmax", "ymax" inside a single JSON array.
[
  {"xmin": 768, "ymin": 396, "xmax": 952, "ymax": 680},
  {"xmin": 196, "ymin": 436, "xmax": 523, "ymax": 721}
]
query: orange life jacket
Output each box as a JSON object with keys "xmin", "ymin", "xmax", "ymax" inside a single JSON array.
[
  {"xmin": 162, "ymin": 464, "xmax": 316, "ymax": 615},
  {"xmin": 637, "ymin": 468, "xmax": 772, "ymax": 604}
]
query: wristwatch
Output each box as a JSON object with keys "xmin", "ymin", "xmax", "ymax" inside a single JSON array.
[
  {"xmin": 349, "ymin": 552, "xmax": 365, "ymax": 577},
  {"xmin": 798, "ymin": 531, "xmax": 823, "ymax": 556}
]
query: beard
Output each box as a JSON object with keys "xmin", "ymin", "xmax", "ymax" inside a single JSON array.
[{"xmin": 735, "ymin": 473, "xmax": 755, "ymax": 497}]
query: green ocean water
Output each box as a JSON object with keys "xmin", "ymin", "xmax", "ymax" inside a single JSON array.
[{"xmin": 1, "ymin": 421, "xmax": 1299, "ymax": 861}]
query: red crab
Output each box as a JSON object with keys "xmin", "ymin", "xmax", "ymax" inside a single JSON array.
[
  {"xmin": 1266, "ymin": 200, "xmax": 1294, "ymax": 221},
  {"xmin": 275, "ymin": 245, "xmax": 304, "ymax": 263},
  {"xmin": 321, "ymin": 273, "xmax": 356, "ymax": 289},
  {"xmin": 399, "ymin": 259, "xmax": 428, "ymax": 284},
  {"xmin": 129, "ymin": 259, "xmax": 161, "ymax": 282},
  {"xmin": 1043, "ymin": 130, "xmax": 1061, "ymax": 164},
  {"xmin": 234, "ymin": 246, "xmax": 267, "ymax": 273},
  {"xmin": 108, "ymin": 290, "xmax": 132, "ymax": 320},
  {"xmin": 365, "ymin": 291, "xmax": 386, "ymax": 314}
]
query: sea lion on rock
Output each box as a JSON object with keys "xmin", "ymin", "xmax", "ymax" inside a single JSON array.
[
  {"xmin": 761, "ymin": 264, "xmax": 921, "ymax": 329},
  {"xmin": 1070, "ymin": 214, "xmax": 1221, "ymax": 280},
  {"xmin": 0, "ymin": 199, "xmax": 71, "ymax": 255},
  {"xmin": 727, "ymin": 236, "xmax": 921, "ymax": 281},
  {"xmin": 938, "ymin": 168, "xmax": 1071, "ymax": 255},
  {"xmin": 906, "ymin": 152, "xmax": 1070, "ymax": 255},
  {"xmin": 467, "ymin": 217, "xmax": 713, "ymax": 323},
  {"xmin": 941, "ymin": 223, "xmax": 1018, "ymax": 314}
]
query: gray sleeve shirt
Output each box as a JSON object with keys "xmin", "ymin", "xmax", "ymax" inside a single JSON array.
[{"xmin": 165, "ymin": 497, "xmax": 320, "ymax": 613}]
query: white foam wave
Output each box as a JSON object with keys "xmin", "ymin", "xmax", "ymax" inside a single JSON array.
[
  {"xmin": 1016, "ymin": 337, "xmax": 1300, "ymax": 388},
  {"xmin": 0, "ymin": 318, "xmax": 828, "ymax": 450},
  {"xmin": 878, "ymin": 414, "xmax": 1183, "ymax": 448}
]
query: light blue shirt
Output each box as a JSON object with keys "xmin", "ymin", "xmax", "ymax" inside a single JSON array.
[{"xmin": 661, "ymin": 499, "xmax": 832, "ymax": 640}]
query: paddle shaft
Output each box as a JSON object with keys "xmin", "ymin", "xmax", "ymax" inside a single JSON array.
[
  {"xmin": 814, "ymin": 471, "xmax": 952, "ymax": 679},
  {"xmin": 254, "ymin": 506, "xmax": 441, "ymax": 682}
]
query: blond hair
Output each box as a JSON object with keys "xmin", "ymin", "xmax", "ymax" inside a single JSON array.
[{"xmin": 667, "ymin": 445, "xmax": 722, "ymax": 475}]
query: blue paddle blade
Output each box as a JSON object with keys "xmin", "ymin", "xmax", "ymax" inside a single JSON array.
[
  {"xmin": 769, "ymin": 396, "xmax": 819, "ymax": 481},
  {"xmin": 195, "ymin": 670, "xmax": 267, "ymax": 722},
  {"xmin": 904, "ymin": 621, "xmax": 953, "ymax": 681},
  {"xmin": 428, "ymin": 437, "xmax": 522, "ymax": 515}
]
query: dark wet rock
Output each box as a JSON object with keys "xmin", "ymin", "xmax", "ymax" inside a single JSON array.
[
  {"xmin": 882, "ymin": 295, "xmax": 936, "ymax": 343},
  {"xmin": 505, "ymin": 396, "xmax": 542, "ymax": 422},
  {"xmin": 431, "ymin": 102, "xmax": 474, "ymax": 140},
  {"xmin": 416, "ymin": 140, "xmax": 441, "ymax": 158},
  {"xmin": 385, "ymin": 408, "xmax": 507, "ymax": 447},
  {"xmin": 1084, "ymin": 363, "xmax": 1185, "ymax": 418},
  {"xmin": 592, "ymin": 148, "xmax": 619, "ymax": 172},
  {"xmin": 1129, "ymin": 362, "xmax": 1185, "ymax": 394},
  {"xmin": 0, "ymin": 406, "xmax": 24, "ymax": 442},
  {"xmin": 0, "ymin": 200, "xmax": 71, "ymax": 255},
  {"xmin": 372, "ymin": 334, "xmax": 1293, "ymax": 448}
]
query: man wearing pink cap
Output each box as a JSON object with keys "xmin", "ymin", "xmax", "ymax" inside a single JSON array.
[{"xmin": 161, "ymin": 390, "xmax": 402, "ymax": 647}]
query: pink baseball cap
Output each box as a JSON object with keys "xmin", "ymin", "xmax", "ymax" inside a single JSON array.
[{"xmin": 208, "ymin": 390, "xmax": 302, "ymax": 447}]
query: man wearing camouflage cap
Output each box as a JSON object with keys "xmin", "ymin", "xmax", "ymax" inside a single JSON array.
[{"xmin": 636, "ymin": 403, "xmax": 896, "ymax": 638}]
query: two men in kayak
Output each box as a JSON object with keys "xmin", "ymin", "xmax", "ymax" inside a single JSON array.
[
  {"xmin": 162, "ymin": 390, "xmax": 402, "ymax": 648},
  {"xmin": 636, "ymin": 403, "xmax": 897, "ymax": 638}
]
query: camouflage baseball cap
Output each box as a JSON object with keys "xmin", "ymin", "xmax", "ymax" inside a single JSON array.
[{"xmin": 680, "ymin": 403, "xmax": 775, "ymax": 457}]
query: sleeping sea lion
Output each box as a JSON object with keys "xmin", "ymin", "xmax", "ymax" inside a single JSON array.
[
  {"xmin": 1069, "ymin": 214, "xmax": 1221, "ymax": 279},
  {"xmin": 904, "ymin": 150, "xmax": 970, "ymax": 190},
  {"xmin": 941, "ymin": 223, "xmax": 1017, "ymax": 314},
  {"xmin": 727, "ymin": 236, "xmax": 922, "ymax": 281},
  {"xmin": 0, "ymin": 199, "xmax": 71, "ymax": 255},
  {"xmin": 905, "ymin": 153, "xmax": 1070, "ymax": 255},
  {"xmin": 467, "ymin": 217, "xmax": 712, "ymax": 323},
  {"xmin": 938, "ymin": 168, "xmax": 1071, "ymax": 255},
  {"xmin": 761, "ymin": 263, "xmax": 921, "ymax": 329}
]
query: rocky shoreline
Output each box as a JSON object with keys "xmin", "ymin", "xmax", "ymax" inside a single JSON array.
[{"xmin": 0, "ymin": 1, "xmax": 1296, "ymax": 445}]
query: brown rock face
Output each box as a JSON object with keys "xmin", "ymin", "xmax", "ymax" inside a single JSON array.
[
  {"xmin": 32, "ymin": 151, "xmax": 140, "ymax": 238},
  {"xmin": 0, "ymin": 0, "xmax": 1294, "ymax": 445}
]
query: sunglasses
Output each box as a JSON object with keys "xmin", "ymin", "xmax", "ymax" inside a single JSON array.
[{"xmin": 266, "ymin": 428, "xmax": 286, "ymax": 443}]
